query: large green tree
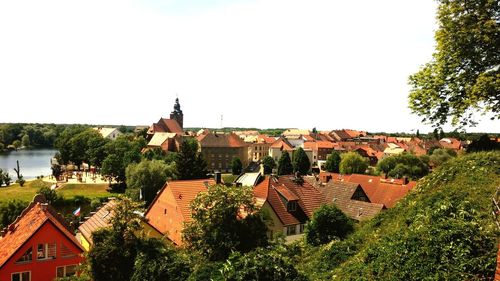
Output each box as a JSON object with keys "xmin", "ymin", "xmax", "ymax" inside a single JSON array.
[
  {"xmin": 0, "ymin": 200, "xmax": 26, "ymax": 229},
  {"xmin": 305, "ymin": 204, "xmax": 354, "ymax": 246},
  {"xmin": 231, "ymin": 157, "xmax": 243, "ymax": 175},
  {"xmin": 376, "ymin": 153, "xmax": 429, "ymax": 179},
  {"xmin": 325, "ymin": 151, "xmax": 341, "ymax": 173},
  {"xmin": 175, "ymin": 138, "xmax": 208, "ymax": 180},
  {"xmin": 339, "ymin": 152, "xmax": 368, "ymax": 174},
  {"xmin": 101, "ymin": 136, "xmax": 143, "ymax": 184},
  {"xmin": 261, "ymin": 156, "xmax": 276, "ymax": 174},
  {"xmin": 292, "ymin": 147, "xmax": 311, "ymax": 175},
  {"xmin": 183, "ymin": 185, "xmax": 268, "ymax": 261},
  {"xmin": 277, "ymin": 152, "xmax": 293, "ymax": 175},
  {"xmin": 408, "ymin": 0, "xmax": 500, "ymax": 127},
  {"xmin": 125, "ymin": 159, "xmax": 175, "ymax": 206}
]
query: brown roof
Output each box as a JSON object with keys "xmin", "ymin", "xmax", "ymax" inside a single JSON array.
[
  {"xmin": 270, "ymin": 137, "xmax": 294, "ymax": 151},
  {"xmin": 147, "ymin": 179, "xmax": 216, "ymax": 223},
  {"xmin": 149, "ymin": 118, "xmax": 183, "ymax": 135},
  {"xmin": 0, "ymin": 197, "xmax": 84, "ymax": 269},
  {"xmin": 197, "ymin": 133, "xmax": 247, "ymax": 148},
  {"xmin": 254, "ymin": 176, "xmax": 325, "ymax": 226},
  {"xmin": 316, "ymin": 181, "xmax": 384, "ymax": 221},
  {"xmin": 78, "ymin": 200, "xmax": 116, "ymax": 245}
]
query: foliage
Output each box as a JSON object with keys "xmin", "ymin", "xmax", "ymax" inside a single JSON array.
[
  {"xmin": 262, "ymin": 156, "xmax": 276, "ymax": 174},
  {"xmin": 429, "ymin": 148, "xmax": 457, "ymax": 167},
  {"xmin": 175, "ymin": 138, "xmax": 208, "ymax": 180},
  {"xmin": 305, "ymin": 204, "xmax": 354, "ymax": 246},
  {"xmin": 300, "ymin": 152, "xmax": 500, "ymax": 280},
  {"xmin": 21, "ymin": 134, "xmax": 30, "ymax": 147},
  {"xmin": 0, "ymin": 199, "xmax": 26, "ymax": 229},
  {"xmin": 339, "ymin": 152, "xmax": 368, "ymax": 174},
  {"xmin": 131, "ymin": 238, "xmax": 191, "ymax": 281},
  {"xmin": 101, "ymin": 135, "xmax": 143, "ymax": 183},
  {"xmin": 293, "ymin": 147, "xmax": 311, "ymax": 175},
  {"xmin": 125, "ymin": 159, "xmax": 175, "ymax": 206},
  {"xmin": 231, "ymin": 157, "xmax": 243, "ymax": 175},
  {"xmin": 325, "ymin": 151, "xmax": 341, "ymax": 173},
  {"xmin": 0, "ymin": 169, "xmax": 12, "ymax": 186},
  {"xmin": 183, "ymin": 185, "xmax": 268, "ymax": 261},
  {"xmin": 408, "ymin": 0, "xmax": 500, "ymax": 127},
  {"xmin": 0, "ymin": 123, "xmax": 70, "ymax": 148},
  {"xmin": 376, "ymin": 153, "xmax": 429, "ymax": 179},
  {"xmin": 220, "ymin": 247, "xmax": 308, "ymax": 281},
  {"xmin": 143, "ymin": 148, "xmax": 177, "ymax": 164},
  {"xmin": 52, "ymin": 164, "xmax": 63, "ymax": 179},
  {"xmin": 37, "ymin": 186, "xmax": 61, "ymax": 205},
  {"xmin": 12, "ymin": 140, "xmax": 21, "ymax": 149},
  {"xmin": 87, "ymin": 198, "xmax": 143, "ymax": 281},
  {"xmin": 277, "ymin": 151, "xmax": 293, "ymax": 175},
  {"xmin": 467, "ymin": 134, "xmax": 500, "ymax": 152},
  {"xmin": 55, "ymin": 126, "xmax": 90, "ymax": 164}
]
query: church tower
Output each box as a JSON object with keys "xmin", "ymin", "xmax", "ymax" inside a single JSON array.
[{"xmin": 170, "ymin": 98, "xmax": 183, "ymax": 129}]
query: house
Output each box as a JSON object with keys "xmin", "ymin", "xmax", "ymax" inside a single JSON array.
[
  {"xmin": 303, "ymin": 141, "xmax": 336, "ymax": 163},
  {"xmin": 77, "ymin": 200, "xmax": 168, "ymax": 251},
  {"xmin": 269, "ymin": 137, "xmax": 294, "ymax": 163},
  {"xmin": 439, "ymin": 138, "xmax": 462, "ymax": 151},
  {"xmin": 0, "ymin": 195, "xmax": 84, "ymax": 281},
  {"xmin": 246, "ymin": 135, "xmax": 276, "ymax": 162},
  {"xmin": 383, "ymin": 143, "xmax": 406, "ymax": 157},
  {"xmin": 306, "ymin": 177, "xmax": 384, "ymax": 221},
  {"xmin": 253, "ymin": 176, "xmax": 325, "ymax": 242},
  {"xmin": 197, "ymin": 132, "xmax": 248, "ymax": 172},
  {"xmin": 318, "ymin": 172, "xmax": 416, "ymax": 208},
  {"xmin": 147, "ymin": 98, "xmax": 184, "ymax": 140},
  {"xmin": 330, "ymin": 129, "xmax": 366, "ymax": 141},
  {"xmin": 145, "ymin": 132, "xmax": 182, "ymax": 153},
  {"xmin": 145, "ymin": 179, "xmax": 217, "ymax": 246},
  {"xmin": 93, "ymin": 127, "xmax": 122, "ymax": 140}
]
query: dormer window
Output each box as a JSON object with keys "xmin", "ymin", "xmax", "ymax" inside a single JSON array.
[{"xmin": 287, "ymin": 201, "xmax": 297, "ymax": 211}]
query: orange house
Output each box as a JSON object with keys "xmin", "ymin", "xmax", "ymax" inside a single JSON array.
[
  {"xmin": 145, "ymin": 179, "xmax": 216, "ymax": 246},
  {"xmin": 0, "ymin": 195, "xmax": 84, "ymax": 281}
]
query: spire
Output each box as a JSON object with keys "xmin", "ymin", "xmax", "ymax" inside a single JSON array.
[
  {"xmin": 170, "ymin": 97, "xmax": 184, "ymax": 129},
  {"xmin": 173, "ymin": 98, "xmax": 182, "ymax": 114}
]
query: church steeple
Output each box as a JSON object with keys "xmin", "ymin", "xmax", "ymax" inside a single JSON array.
[{"xmin": 170, "ymin": 98, "xmax": 183, "ymax": 129}]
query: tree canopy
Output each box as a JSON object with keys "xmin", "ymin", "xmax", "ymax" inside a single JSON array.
[
  {"xmin": 277, "ymin": 152, "xmax": 293, "ymax": 175},
  {"xmin": 231, "ymin": 157, "xmax": 243, "ymax": 175},
  {"xmin": 293, "ymin": 147, "xmax": 311, "ymax": 175},
  {"xmin": 408, "ymin": 0, "xmax": 500, "ymax": 128},
  {"xmin": 376, "ymin": 153, "xmax": 429, "ymax": 179},
  {"xmin": 183, "ymin": 185, "xmax": 268, "ymax": 261},
  {"xmin": 261, "ymin": 156, "xmax": 276, "ymax": 174},
  {"xmin": 339, "ymin": 152, "xmax": 368, "ymax": 174},
  {"xmin": 175, "ymin": 138, "xmax": 208, "ymax": 180},
  {"xmin": 305, "ymin": 204, "xmax": 354, "ymax": 246},
  {"xmin": 325, "ymin": 151, "xmax": 341, "ymax": 173}
]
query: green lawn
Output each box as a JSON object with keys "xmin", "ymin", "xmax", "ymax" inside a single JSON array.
[{"xmin": 0, "ymin": 180, "xmax": 118, "ymax": 203}]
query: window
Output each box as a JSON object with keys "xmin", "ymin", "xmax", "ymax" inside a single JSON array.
[
  {"xmin": 56, "ymin": 265, "xmax": 77, "ymax": 278},
  {"xmin": 286, "ymin": 225, "xmax": 297, "ymax": 236},
  {"xmin": 164, "ymin": 208, "xmax": 167, "ymax": 215},
  {"xmin": 37, "ymin": 243, "xmax": 56, "ymax": 260},
  {"xmin": 300, "ymin": 224, "xmax": 305, "ymax": 233},
  {"xmin": 60, "ymin": 243, "xmax": 76, "ymax": 259},
  {"xmin": 11, "ymin": 271, "xmax": 30, "ymax": 281},
  {"xmin": 16, "ymin": 247, "xmax": 32, "ymax": 263},
  {"xmin": 287, "ymin": 201, "xmax": 297, "ymax": 212}
]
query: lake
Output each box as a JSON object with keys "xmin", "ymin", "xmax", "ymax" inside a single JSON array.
[{"xmin": 0, "ymin": 149, "xmax": 58, "ymax": 179}]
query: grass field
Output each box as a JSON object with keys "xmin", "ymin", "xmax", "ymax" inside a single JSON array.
[{"xmin": 0, "ymin": 180, "xmax": 118, "ymax": 203}]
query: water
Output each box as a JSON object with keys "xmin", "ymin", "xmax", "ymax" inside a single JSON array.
[{"xmin": 0, "ymin": 149, "xmax": 58, "ymax": 179}]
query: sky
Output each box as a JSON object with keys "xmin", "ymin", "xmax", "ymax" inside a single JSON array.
[{"xmin": 0, "ymin": 0, "xmax": 498, "ymax": 133}]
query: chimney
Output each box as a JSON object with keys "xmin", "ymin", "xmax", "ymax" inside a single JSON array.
[{"xmin": 214, "ymin": 171, "xmax": 222, "ymax": 184}]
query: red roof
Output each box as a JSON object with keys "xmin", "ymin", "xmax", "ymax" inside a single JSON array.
[
  {"xmin": 149, "ymin": 118, "xmax": 183, "ymax": 135},
  {"xmin": 197, "ymin": 133, "xmax": 247, "ymax": 148},
  {"xmin": 270, "ymin": 138, "xmax": 294, "ymax": 151},
  {"xmin": 0, "ymin": 197, "xmax": 84, "ymax": 269},
  {"xmin": 253, "ymin": 176, "xmax": 325, "ymax": 226}
]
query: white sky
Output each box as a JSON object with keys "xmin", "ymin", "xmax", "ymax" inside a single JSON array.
[{"xmin": 0, "ymin": 0, "xmax": 498, "ymax": 133}]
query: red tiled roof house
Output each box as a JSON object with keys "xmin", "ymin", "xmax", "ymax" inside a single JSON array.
[{"xmin": 0, "ymin": 195, "xmax": 84, "ymax": 281}]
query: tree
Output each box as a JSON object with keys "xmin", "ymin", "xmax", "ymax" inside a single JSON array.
[
  {"xmin": 37, "ymin": 186, "xmax": 60, "ymax": 205},
  {"xmin": 0, "ymin": 200, "xmax": 26, "ymax": 229},
  {"xmin": 261, "ymin": 156, "xmax": 276, "ymax": 174},
  {"xmin": 339, "ymin": 152, "xmax": 368, "ymax": 174},
  {"xmin": 376, "ymin": 153, "xmax": 429, "ymax": 179},
  {"xmin": 220, "ymin": 247, "xmax": 308, "ymax": 281},
  {"xmin": 277, "ymin": 152, "xmax": 293, "ymax": 175},
  {"xmin": 175, "ymin": 138, "xmax": 208, "ymax": 180},
  {"xmin": 429, "ymin": 148, "xmax": 457, "ymax": 167},
  {"xmin": 325, "ymin": 151, "xmax": 341, "ymax": 173},
  {"xmin": 292, "ymin": 147, "xmax": 311, "ymax": 175},
  {"xmin": 305, "ymin": 204, "xmax": 354, "ymax": 246},
  {"xmin": 101, "ymin": 136, "xmax": 142, "ymax": 184},
  {"xmin": 231, "ymin": 157, "xmax": 243, "ymax": 175},
  {"xmin": 183, "ymin": 185, "xmax": 268, "ymax": 261},
  {"xmin": 21, "ymin": 134, "xmax": 30, "ymax": 147},
  {"xmin": 87, "ymin": 198, "xmax": 143, "ymax": 281},
  {"xmin": 51, "ymin": 165, "xmax": 63, "ymax": 180},
  {"xmin": 439, "ymin": 129, "xmax": 445, "ymax": 140},
  {"xmin": 408, "ymin": 0, "xmax": 500, "ymax": 128},
  {"xmin": 12, "ymin": 140, "xmax": 21, "ymax": 150},
  {"xmin": 416, "ymin": 129, "xmax": 420, "ymax": 138},
  {"xmin": 467, "ymin": 134, "xmax": 500, "ymax": 152},
  {"xmin": 125, "ymin": 159, "xmax": 175, "ymax": 206}
]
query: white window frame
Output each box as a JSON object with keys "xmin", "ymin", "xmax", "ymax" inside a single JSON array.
[
  {"xmin": 11, "ymin": 271, "xmax": 31, "ymax": 281},
  {"xmin": 56, "ymin": 264, "xmax": 78, "ymax": 278},
  {"xmin": 37, "ymin": 243, "xmax": 56, "ymax": 260}
]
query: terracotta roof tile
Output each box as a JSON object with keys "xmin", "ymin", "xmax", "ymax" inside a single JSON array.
[
  {"xmin": 0, "ymin": 200, "xmax": 84, "ymax": 269},
  {"xmin": 198, "ymin": 133, "xmax": 247, "ymax": 148},
  {"xmin": 270, "ymin": 138, "xmax": 294, "ymax": 150},
  {"xmin": 78, "ymin": 200, "xmax": 116, "ymax": 244}
]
